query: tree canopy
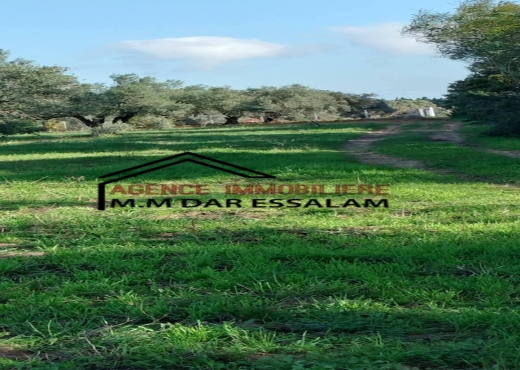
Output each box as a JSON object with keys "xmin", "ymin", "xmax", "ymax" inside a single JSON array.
[
  {"xmin": 403, "ymin": 0, "xmax": 520, "ymax": 135},
  {"xmin": 0, "ymin": 49, "xmax": 446, "ymax": 131},
  {"xmin": 0, "ymin": 49, "xmax": 79, "ymax": 120},
  {"xmin": 62, "ymin": 74, "xmax": 192, "ymax": 127}
]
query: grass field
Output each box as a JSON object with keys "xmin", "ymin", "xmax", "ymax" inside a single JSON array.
[
  {"xmin": 376, "ymin": 128, "xmax": 520, "ymax": 183},
  {"xmin": 0, "ymin": 122, "xmax": 519, "ymax": 369},
  {"xmin": 459, "ymin": 123, "xmax": 520, "ymax": 151}
]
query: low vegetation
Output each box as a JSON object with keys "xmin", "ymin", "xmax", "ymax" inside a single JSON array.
[{"xmin": 0, "ymin": 121, "xmax": 518, "ymax": 369}]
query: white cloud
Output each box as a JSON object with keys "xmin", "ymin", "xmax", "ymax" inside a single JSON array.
[
  {"xmin": 331, "ymin": 22, "xmax": 436, "ymax": 56},
  {"xmin": 113, "ymin": 36, "xmax": 324, "ymax": 68}
]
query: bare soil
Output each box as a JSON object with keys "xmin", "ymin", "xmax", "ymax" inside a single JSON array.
[
  {"xmin": 343, "ymin": 125, "xmax": 424, "ymax": 169},
  {"xmin": 343, "ymin": 122, "xmax": 510, "ymax": 183},
  {"xmin": 0, "ymin": 347, "xmax": 34, "ymax": 360},
  {"xmin": 430, "ymin": 122, "xmax": 520, "ymax": 158},
  {"xmin": 429, "ymin": 122, "xmax": 465, "ymax": 144}
]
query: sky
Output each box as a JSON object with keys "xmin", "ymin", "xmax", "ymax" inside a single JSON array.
[{"xmin": 2, "ymin": 0, "xmax": 471, "ymax": 99}]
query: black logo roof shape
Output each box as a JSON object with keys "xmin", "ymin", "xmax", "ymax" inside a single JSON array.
[{"xmin": 97, "ymin": 151, "xmax": 276, "ymax": 210}]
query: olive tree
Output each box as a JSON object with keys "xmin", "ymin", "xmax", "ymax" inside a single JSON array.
[{"xmin": 0, "ymin": 49, "xmax": 79, "ymax": 120}]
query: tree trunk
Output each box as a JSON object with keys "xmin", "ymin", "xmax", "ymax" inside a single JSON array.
[
  {"xmin": 223, "ymin": 116, "xmax": 240, "ymax": 125},
  {"xmin": 112, "ymin": 112, "xmax": 138, "ymax": 124},
  {"xmin": 73, "ymin": 115, "xmax": 106, "ymax": 128},
  {"xmin": 265, "ymin": 111, "xmax": 279, "ymax": 122}
]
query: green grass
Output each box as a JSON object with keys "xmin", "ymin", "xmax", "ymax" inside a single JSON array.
[
  {"xmin": 0, "ymin": 122, "xmax": 519, "ymax": 369},
  {"xmin": 458, "ymin": 123, "xmax": 520, "ymax": 150},
  {"xmin": 376, "ymin": 130, "xmax": 520, "ymax": 183},
  {"xmin": 399, "ymin": 122, "xmax": 447, "ymax": 131}
]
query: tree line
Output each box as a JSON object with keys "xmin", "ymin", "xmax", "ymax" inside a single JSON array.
[
  {"xmin": 3, "ymin": 1, "xmax": 519, "ymax": 136},
  {"xmin": 404, "ymin": 0, "xmax": 520, "ymax": 136},
  {"xmin": 0, "ymin": 50, "xmax": 444, "ymax": 134}
]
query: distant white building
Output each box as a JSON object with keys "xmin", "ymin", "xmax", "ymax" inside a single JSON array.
[{"xmin": 407, "ymin": 107, "xmax": 436, "ymax": 117}]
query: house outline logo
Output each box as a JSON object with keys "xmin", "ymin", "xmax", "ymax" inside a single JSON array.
[{"xmin": 97, "ymin": 152, "xmax": 276, "ymax": 210}]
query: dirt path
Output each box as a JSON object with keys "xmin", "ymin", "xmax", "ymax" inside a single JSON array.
[
  {"xmin": 429, "ymin": 122, "xmax": 465, "ymax": 144},
  {"xmin": 343, "ymin": 123, "xmax": 511, "ymax": 182},
  {"xmin": 429, "ymin": 122, "xmax": 520, "ymax": 158},
  {"xmin": 343, "ymin": 125, "xmax": 425, "ymax": 169},
  {"xmin": 485, "ymin": 148, "xmax": 520, "ymax": 158}
]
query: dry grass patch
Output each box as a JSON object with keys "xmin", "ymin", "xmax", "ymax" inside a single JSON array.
[
  {"xmin": 0, "ymin": 346, "xmax": 34, "ymax": 360},
  {"xmin": 151, "ymin": 210, "xmax": 283, "ymax": 220},
  {"xmin": 0, "ymin": 251, "xmax": 46, "ymax": 258}
]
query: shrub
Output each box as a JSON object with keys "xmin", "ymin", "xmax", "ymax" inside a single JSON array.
[
  {"xmin": 90, "ymin": 122, "xmax": 130, "ymax": 136},
  {"xmin": 0, "ymin": 119, "xmax": 47, "ymax": 136},
  {"xmin": 128, "ymin": 114, "xmax": 176, "ymax": 130},
  {"xmin": 64, "ymin": 117, "xmax": 90, "ymax": 131}
]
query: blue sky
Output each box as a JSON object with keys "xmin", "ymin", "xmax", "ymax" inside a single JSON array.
[{"xmin": 2, "ymin": 0, "xmax": 470, "ymax": 99}]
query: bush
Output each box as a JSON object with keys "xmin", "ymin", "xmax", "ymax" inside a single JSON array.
[
  {"xmin": 0, "ymin": 120, "xmax": 47, "ymax": 135},
  {"xmin": 64, "ymin": 117, "xmax": 90, "ymax": 131},
  {"xmin": 91, "ymin": 122, "xmax": 130, "ymax": 136},
  {"xmin": 128, "ymin": 114, "xmax": 176, "ymax": 130}
]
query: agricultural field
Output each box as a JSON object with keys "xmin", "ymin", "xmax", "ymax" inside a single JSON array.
[{"xmin": 0, "ymin": 121, "xmax": 519, "ymax": 369}]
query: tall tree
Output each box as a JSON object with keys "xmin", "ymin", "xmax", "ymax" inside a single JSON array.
[
  {"xmin": 62, "ymin": 74, "xmax": 191, "ymax": 127},
  {"xmin": 444, "ymin": 71, "xmax": 520, "ymax": 134},
  {"xmin": 180, "ymin": 86, "xmax": 261, "ymax": 125},
  {"xmin": 0, "ymin": 50, "xmax": 79, "ymax": 120},
  {"xmin": 248, "ymin": 85, "xmax": 339, "ymax": 121},
  {"xmin": 403, "ymin": 0, "xmax": 520, "ymax": 82},
  {"xmin": 403, "ymin": 0, "xmax": 520, "ymax": 135}
]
